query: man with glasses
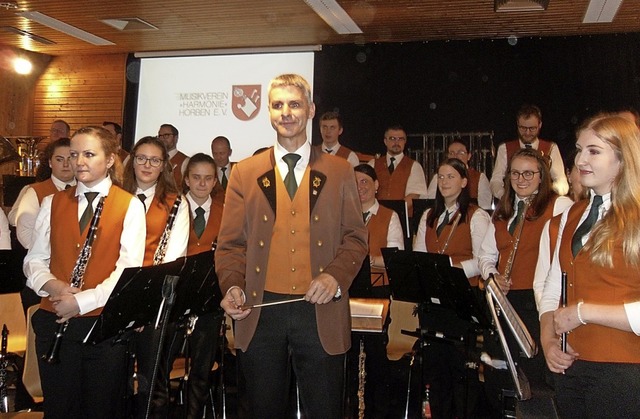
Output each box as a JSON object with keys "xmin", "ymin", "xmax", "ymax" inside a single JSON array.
[
  {"xmin": 158, "ymin": 123, "xmax": 190, "ymax": 185},
  {"xmin": 426, "ymin": 139, "xmax": 493, "ymax": 210},
  {"xmin": 490, "ymin": 104, "xmax": 568, "ymax": 199},
  {"xmin": 368, "ymin": 125, "xmax": 428, "ymax": 216},
  {"xmin": 38, "ymin": 119, "xmax": 71, "ymax": 152}
]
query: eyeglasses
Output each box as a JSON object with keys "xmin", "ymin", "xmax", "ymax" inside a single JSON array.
[
  {"xmin": 448, "ymin": 150, "xmax": 468, "ymax": 157},
  {"xmin": 517, "ymin": 125, "xmax": 538, "ymax": 132},
  {"xmin": 510, "ymin": 170, "xmax": 540, "ymax": 181},
  {"xmin": 158, "ymin": 133, "xmax": 175, "ymax": 139},
  {"xmin": 134, "ymin": 155, "xmax": 164, "ymax": 167},
  {"xmin": 385, "ymin": 136, "xmax": 406, "ymax": 142}
]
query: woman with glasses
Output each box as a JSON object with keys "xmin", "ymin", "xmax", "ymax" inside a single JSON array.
[
  {"xmin": 478, "ymin": 148, "xmax": 572, "ymax": 398},
  {"xmin": 24, "ymin": 126, "xmax": 146, "ymax": 418},
  {"xmin": 122, "ymin": 136, "xmax": 190, "ymax": 417},
  {"xmin": 539, "ymin": 115, "xmax": 640, "ymax": 417},
  {"xmin": 414, "ymin": 157, "xmax": 491, "ymax": 418}
]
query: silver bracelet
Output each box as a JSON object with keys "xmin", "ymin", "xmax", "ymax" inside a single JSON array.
[{"xmin": 577, "ymin": 301, "xmax": 587, "ymax": 325}]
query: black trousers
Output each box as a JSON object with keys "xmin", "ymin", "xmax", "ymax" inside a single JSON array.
[
  {"xmin": 554, "ymin": 360, "xmax": 640, "ymax": 419},
  {"xmin": 33, "ymin": 309, "xmax": 128, "ymax": 419},
  {"xmin": 237, "ymin": 293, "xmax": 345, "ymax": 419}
]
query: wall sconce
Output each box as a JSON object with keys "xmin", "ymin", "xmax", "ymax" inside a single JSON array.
[{"xmin": 13, "ymin": 56, "xmax": 32, "ymax": 74}]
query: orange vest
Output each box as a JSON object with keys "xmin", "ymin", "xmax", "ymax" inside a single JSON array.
[
  {"xmin": 31, "ymin": 178, "xmax": 58, "ymax": 204},
  {"xmin": 426, "ymin": 205, "xmax": 480, "ymax": 286},
  {"xmin": 505, "ymin": 139, "xmax": 553, "ymax": 161},
  {"xmin": 42, "ymin": 185, "xmax": 132, "ymax": 316},
  {"xmin": 187, "ymin": 199, "xmax": 223, "ymax": 256},
  {"xmin": 494, "ymin": 196, "xmax": 557, "ymax": 290},
  {"xmin": 171, "ymin": 151, "xmax": 189, "ymax": 187},
  {"xmin": 264, "ymin": 166, "xmax": 312, "ymax": 295},
  {"xmin": 374, "ymin": 155, "xmax": 413, "ymax": 200},
  {"xmin": 367, "ymin": 205, "xmax": 393, "ymax": 286},
  {"xmin": 143, "ymin": 193, "xmax": 179, "ymax": 266},
  {"xmin": 559, "ymin": 200, "xmax": 640, "ymax": 363}
]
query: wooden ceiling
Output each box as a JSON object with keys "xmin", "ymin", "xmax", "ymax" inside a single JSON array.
[{"xmin": 0, "ymin": 0, "xmax": 638, "ymax": 56}]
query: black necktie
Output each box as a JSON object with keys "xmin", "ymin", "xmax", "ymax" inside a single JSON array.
[
  {"xmin": 65, "ymin": 184, "xmax": 72, "ymax": 190},
  {"xmin": 525, "ymin": 143, "xmax": 533, "ymax": 149},
  {"xmin": 437, "ymin": 211, "xmax": 450, "ymax": 237},
  {"xmin": 137, "ymin": 193, "xmax": 147, "ymax": 210},
  {"xmin": 194, "ymin": 207, "xmax": 206, "ymax": 238},
  {"xmin": 283, "ymin": 153, "xmax": 301, "ymax": 199},
  {"xmin": 509, "ymin": 200, "xmax": 525, "ymax": 235},
  {"xmin": 363, "ymin": 211, "xmax": 370, "ymax": 224},
  {"xmin": 325, "ymin": 148, "xmax": 333, "ymax": 154},
  {"xmin": 388, "ymin": 157, "xmax": 396, "ymax": 174},
  {"xmin": 79, "ymin": 192, "xmax": 99, "ymax": 232},
  {"xmin": 221, "ymin": 167, "xmax": 228, "ymax": 190},
  {"xmin": 572, "ymin": 195, "xmax": 604, "ymax": 257}
]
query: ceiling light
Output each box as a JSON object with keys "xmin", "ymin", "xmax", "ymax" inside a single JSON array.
[
  {"xmin": 135, "ymin": 44, "xmax": 322, "ymax": 58},
  {"xmin": 0, "ymin": 2, "xmax": 18, "ymax": 10},
  {"xmin": 495, "ymin": 0, "xmax": 549, "ymax": 12},
  {"xmin": 303, "ymin": 0, "xmax": 362, "ymax": 35},
  {"xmin": 13, "ymin": 57, "xmax": 32, "ymax": 74},
  {"xmin": 0, "ymin": 26, "xmax": 55, "ymax": 44},
  {"xmin": 583, "ymin": 0, "xmax": 623, "ymax": 23},
  {"xmin": 101, "ymin": 18, "xmax": 158, "ymax": 32},
  {"xmin": 16, "ymin": 11, "xmax": 114, "ymax": 45}
]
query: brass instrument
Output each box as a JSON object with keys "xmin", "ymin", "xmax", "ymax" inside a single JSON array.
[
  {"xmin": 503, "ymin": 198, "xmax": 531, "ymax": 285},
  {"xmin": 0, "ymin": 325, "xmax": 8, "ymax": 413},
  {"xmin": 43, "ymin": 196, "xmax": 106, "ymax": 364},
  {"xmin": 152, "ymin": 196, "xmax": 182, "ymax": 265},
  {"xmin": 439, "ymin": 212, "xmax": 462, "ymax": 255},
  {"xmin": 357, "ymin": 338, "xmax": 366, "ymax": 419}
]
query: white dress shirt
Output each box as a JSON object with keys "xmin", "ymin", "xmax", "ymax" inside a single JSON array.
[
  {"xmin": 489, "ymin": 139, "xmax": 569, "ymax": 199},
  {"xmin": 321, "ymin": 142, "xmax": 359, "ymax": 167},
  {"xmin": 367, "ymin": 153, "xmax": 428, "ymax": 198},
  {"xmin": 274, "ymin": 140, "xmax": 311, "ymax": 186},
  {"xmin": 478, "ymin": 195, "xmax": 573, "ymax": 280},
  {"xmin": 24, "ymin": 176, "xmax": 146, "ymax": 315},
  {"xmin": 426, "ymin": 172, "xmax": 493, "ymax": 210},
  {"xmin": 186, "ymin": 192, "xmax": 213, "ymax": 225},
  {"xmin": 0, "ymin": 208, "xmax": 11, "ymax": 250},
  {"xmin": 11, "ymin": 175, "xmax": 76, "ymax": 249},
  {"xmin": 414, "ymin": 203, "xmax": 491, "ymax": 278},
  {"xmin": 136, "ymin": 183, "xmax": 190, "ymax": 263},
  {"xmin": 363, "ymin": 200, "xmax": 405, "ymax": 250}
]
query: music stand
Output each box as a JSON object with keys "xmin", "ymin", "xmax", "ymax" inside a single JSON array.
[
  {"xmin": 170, "ymin": 250, "xmax": 222, "ymax": 322},
  {"xmin": 0, "ymin": 250, "xmax": 27, "ymax": 294},
  {"xmin": 410, "ymin": 198, "xmax": 434, "ymax": 238}
]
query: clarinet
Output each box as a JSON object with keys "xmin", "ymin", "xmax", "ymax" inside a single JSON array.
[
  {"xmin": 0, "ymin": 325, "xmax": 8, "ymax": 413},
  {"xmin": 42, "ymin": 196, "xmax": 106, "ymax": 364},
  {"xmin": 503, "ymin": 198, "xmax": 532, "ymax": 285},
  {"xmin": 153, "ymin": 196, "xmax": 182, "ymax": 266}
]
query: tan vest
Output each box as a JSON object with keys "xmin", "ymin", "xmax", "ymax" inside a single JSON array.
[
  {"xmin": 367, "ymin": 205, "xmax": 393, "ymax": 286},
  {"xmin": 426, "ymin": 206, "xmax": 480, "ymax": 286},
  {"xmin": 31, "ymin": 178, "xmax": 58, "ymax": 204},
  {"xmin": 143, "ymin": 194, "xmax": 178, "ymax": 266},
  {"xmin": 559, "ymin": 201, "xmax": 640, "ymax": 363},
  {"xmin": 374, "ymin": 155, "xmax": 413, "ymax": 200},
  {"xmin": 505, "ymin": 139, "xmax": 553, "ymax": 161},
  {"xmin": 42, "ymin": 186, "xmax": 131, "ymax": 316},
  {"xmin": 187, "ymin": 199, "xmax": 223, "ymax": 256},
  {"xmin": 171, "ymin": 151, "xmax": 188, "ymax": 186},
  {"xmin": 494, "ymin": 196, "xmax": 557, "ymax": 290},
  {"xmin": 467, "ymin": 168, "xmax": 481, "ymax": 203},
  {"xmin": 264, "ymin": 166, "xmax": 312, "ymax": 294}
]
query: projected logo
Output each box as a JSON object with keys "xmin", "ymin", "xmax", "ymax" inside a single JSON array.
[{"xmin": 232, "ymin": 85, "xmax": 261, "ymax": 121}]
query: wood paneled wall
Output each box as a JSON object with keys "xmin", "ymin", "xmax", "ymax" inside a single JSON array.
[{"xmin": 32, "ymin": 53, "xmax": 128, "ymax": 138}]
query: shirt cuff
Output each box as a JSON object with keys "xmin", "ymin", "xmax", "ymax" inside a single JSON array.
[
  {"xmin": 226, "ymin": 286, "xmax": 246, "ymax": 305},
  {"xmin": 624, "ymin": 302, "xmax": 640, "ymax": 335}
]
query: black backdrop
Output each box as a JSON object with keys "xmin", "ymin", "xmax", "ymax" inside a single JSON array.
[{"xmin": 311, "ymin": 33, "xmax": 640, "ymax": 162}]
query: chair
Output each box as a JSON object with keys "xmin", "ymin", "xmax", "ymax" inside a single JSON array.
[{"xmin": 0, "ymin": 293, "xmax": 27, "ymax": 356}]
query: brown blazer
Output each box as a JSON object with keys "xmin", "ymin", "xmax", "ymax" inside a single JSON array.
[{"xmin": 215, "ymin": 147, "xmax": 368, "ymax": 355}]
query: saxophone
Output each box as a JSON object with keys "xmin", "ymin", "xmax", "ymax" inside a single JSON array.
[
  {"xmin": 42, "ymin": 196, "xmax": 106, "ymax": 364},
  {"xmin": 503, "ymin": 198, "xmax": 531, "ymax": 285},
  {"xmin": 153, "ymin": 196, "xmax": 182, "ymax": 265},
  {"xmin": 0, "ymin": 325, "xmax": 8, "ymax": 413}
]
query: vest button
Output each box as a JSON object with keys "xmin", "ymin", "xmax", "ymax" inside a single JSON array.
[
  {"xmin": 292, "ymin": 285, "xmax": 297, "ymax": 291},
  {"xmin": 291, "ymin": 210, "xmax": 296, "ymax": 215},
  {"xmin": 76, "ymin": 243, "xmax": 80, "ymax": 248},
  {"xmin": 291, "ymin": 248, "xmax": 295, "ymax": 253},
  {"xmin": 263, "ymin": 215, "xmax": 268, "ymax": 222},
  {"xmin": 259, "ymin": 240, "xmax": 265, "ymax": 247},
  {"xmin": 291, "ymin": 230, "xmax": 295, "ymax": 235},
  {"xmin": 314, "ymin": 215, "xmax": 319, "ymax": 222},
  {"xmin": 317, "ymin": 240, "xmax": 323, "ymax": 247},
  {"xmin": 255, "ymin": 266, "xmax": 261, "ymax": 273},
  {"xmin": 291, "ymin": 267, "xmax": 296, "ymax": 272}
]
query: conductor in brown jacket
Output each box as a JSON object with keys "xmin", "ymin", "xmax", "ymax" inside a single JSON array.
[{"xmin": 216, "ymin": 74, "xmax": 368, "ymax": 418}]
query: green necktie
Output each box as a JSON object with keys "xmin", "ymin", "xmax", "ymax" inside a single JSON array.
[
  {"xmin": 388, "ymin": 156, "xmax": 396, "ymax": 174},
  {"xmin": 221, "ymin": 167, "xmax": 228, "ymax": 190},
  {"xmin": 509, "ymin": 200, "xmax": 525, "ymax": 235},
  {"xmin": 283, "ymin": 153, "xmax": 301, "ymax": 199},
  {"xmin": 363, "ymin": 211, "xmax": 370, "ymax": 224},
  {"xmin": 436, "ymin": 211, "xmax": 450, "ymax": 237},
  {"xmin": 194, "ymin": 207, "xmax": 206, "ymax": 238},
  {"xmin": 571, "ymin": 195, "xmax": 603, "ymax": 257},
  {"xmin": 79, "ymin": 192, "xmax": 99, "ymax": 232}
]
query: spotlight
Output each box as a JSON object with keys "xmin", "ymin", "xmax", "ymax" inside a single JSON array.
[{"xmin": 13, "ymin": 57, "xmax": 32, "ymax": 74}]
